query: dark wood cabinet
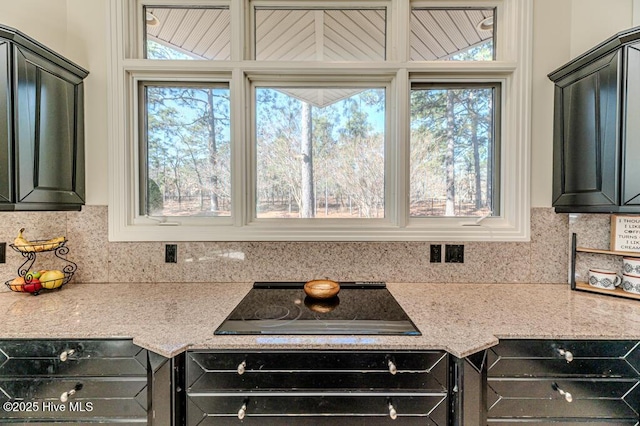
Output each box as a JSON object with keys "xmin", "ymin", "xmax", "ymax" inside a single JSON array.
[
  {"xmin": 0, "ymin": 339, "xmax": 173, "ymax": 425},
  {"xmin": 465, "ymin": 339, "xmax": 640, "ymax": 424},
  {"xmin": 0, "ymin": 25, "xmax": 87, "ymax": 211},
  {"xmin": 185, "ymin": 350, "xmax": 450, "ymax": 425},
  {"xmin": 549, "ymin": 27, "xmax": 640, "ymax": 213},
  {"xmin": 0, "ymin": 339, "xmax": 148, "ymax": 423}
]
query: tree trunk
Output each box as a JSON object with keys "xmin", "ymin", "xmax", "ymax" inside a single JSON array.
[
  {"xmin": 445, "ymin": 91, "xmax": 456, "ymax": 216},
  {"xmin": 183, "ymin": 137, "xmax": 206, "ymax": 210},
  {"xmin": 301, "ymin": 102, "xmax": 315, "ymax": 218},
  {"xmin": 173, "ymin": 160, "xmax": 182, "ymax": 205},
  {"xmin": 207, "ymin": 90, "xmax": 219, "ymax": 215},
  {"xmin": 325, "ymin": 177, "xmax": 329, "ymax": 216}
]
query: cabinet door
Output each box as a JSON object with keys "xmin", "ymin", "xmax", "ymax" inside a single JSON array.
[
  {"xmin": 13, "ymin": 45, "xmax": 85, "ymax": 207},
  {"xmin": 0, "ymin": 40, "xmax": 11, "ymax": 204},
  {"xmin": 552, "ymin": 51, "xmax": 620, "ymax": 209},
  {"xmin": 623, "ymin": 44, "xmax": 640, "ymax": 207}
]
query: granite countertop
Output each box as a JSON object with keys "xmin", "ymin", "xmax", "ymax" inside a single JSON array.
[{"xmin": 1, "ymin": 282, "xmax": 639, "ymax": 358}]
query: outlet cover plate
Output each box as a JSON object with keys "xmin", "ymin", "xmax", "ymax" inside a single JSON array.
[
  {"xmin": 445, "ymin": 244, "xmax": 464, "ymax": 263},
  {"xmin": 430, "ymin": 244, "xmax": 442, "ymax": 263},
  {"xmin": 165, "ymin": 244, "xmax": 177, "ymax": 263}
]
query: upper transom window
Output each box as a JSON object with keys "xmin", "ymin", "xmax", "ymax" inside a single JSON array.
[
  {"xmin": 254, "ymin": 7, "xmax": 386, "ymax": 61},
  {"xmin": 410, "ymin": 7, "xmax": 496, "ymax": 61},
  {"xmin": 144, "ymin": 6, "xmax": 231, "ymax": 60}
]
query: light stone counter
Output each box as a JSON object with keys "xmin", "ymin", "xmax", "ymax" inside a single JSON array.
[{"xmin": 1, "ymin": 282, "xmax": 639, "ymax": 358}]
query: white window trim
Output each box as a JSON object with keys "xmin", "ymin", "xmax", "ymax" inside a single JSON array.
[{"xmin": 107, "ymin": 0, "xmax": 532, "ymax": 242}]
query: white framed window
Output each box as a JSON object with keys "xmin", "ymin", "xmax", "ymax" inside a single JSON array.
[
  {"xmin": 139, "ymin": 80, "xmax": 232, "ymax": 219},
  {"xmin": 107, "ymin": 0, "xmax": 532, "ymax": 241},
  {"xmin": 409, "ymin": 81, "xmax": 501, "ymax": 218},
  {"xmin": 250, "ymin": 78, "xmax": 390, "ymax": 222}
]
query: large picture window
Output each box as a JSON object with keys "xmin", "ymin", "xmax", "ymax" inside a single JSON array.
[
  {"xmin": 109, "ymin": 0, "xmax": 532, "ymax": 241},
  {"xmin": 255, "ymin": 86, "xmax": 386, "ymax": 219}
]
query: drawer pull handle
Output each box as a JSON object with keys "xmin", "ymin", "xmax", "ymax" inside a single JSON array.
[
  {"xmin": 60, "ymin": 383, "xmax": 83, "ymax": 403},
  {"xmin": 388, "ymin": 360, "xmax": 397, "ymax": 375},
  {"xmin": 388, "ymin": 402, "xmax": 397, "ymax": 420},
  {"xmin": 238, "ymin": 403, "xmax": 247, "ymax": 420},
  {"xmin": 59, "ymin": 349, "xmax": 75, "ymax": 362},
  {"xmin": 552, "ymin": 383, "xmax": 573, "ymax": 403},
  {"xmin": 557, "ymin": 348, "xmax": 574, "ymax": 362},
  {"xmin": 237, "ymin": 361, "xmax": 246, "ymax": 375}
]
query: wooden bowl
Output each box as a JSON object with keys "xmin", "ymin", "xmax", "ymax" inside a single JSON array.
[{"xmin": 303, "ymin": 279, "xmax": 340, "ymax": 299}]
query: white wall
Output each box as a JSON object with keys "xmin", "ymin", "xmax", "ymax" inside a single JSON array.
[
  {"xmin": 530, "ymin": 0, "xmax": 572, "ymax": 208},
  {"xmin": 65, "ymin": 0, "xmax": 110, "ymax": 205},
  {"xmin": 0, "ymin": 0, "xmax": 636, "ymax": 208},
  {"xmin": 570, "ymin": 0, "xmax": 633, "ymax": 57},
  {"xmin": 0, "ymin": 0, "xmax": 68, "ymax": 53}
]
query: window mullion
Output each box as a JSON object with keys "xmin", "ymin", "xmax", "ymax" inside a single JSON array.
[
  {"xmin": 393, "ymin": 69, "xmax": 409, "ymax": 227},
  {"xmin": 230, "ymin": 0, "xmax": 245, "ymax": 61},
  {"xmin": 390, "ymin": 0, "xmax": 409, "ymax": 62},
  {"xmin": 231, "ymin": 68, "xmax": 248, "ymax": 226}
]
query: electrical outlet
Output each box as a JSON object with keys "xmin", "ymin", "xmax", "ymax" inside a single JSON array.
[
  {"xmin": 0, "ymin": 242, "xmax": 5, "ymax": 263},
  {"xmin": 430, "ymin": 244, "xmax": 442, "ymax": 263},
  {"xmin": 445, "ymin": 244, "xmax": 464, "ymax": 263},
  {"xmin": 165, "ymin": 244, "xmax": 177, "ymax": 263}
]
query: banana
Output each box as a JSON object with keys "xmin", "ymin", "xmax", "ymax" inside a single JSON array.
[
  {"xmin": 42, "ymin": 236, "xmax": 65, "ymax": 248},
  {"xmin": 13, "ymin": 228, "xmax": 65, "ymax": 252},
  {"xmin": 14, "ymin": 228, "xmax": 36, "ymax": 252}
]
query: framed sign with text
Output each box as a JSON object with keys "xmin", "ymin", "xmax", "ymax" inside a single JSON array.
[{"xmin": 611, "ymin": 215, "xmax": 640, "ymax": 253}]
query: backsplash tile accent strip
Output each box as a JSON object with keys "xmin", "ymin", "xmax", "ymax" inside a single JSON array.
[
  {"xmin": 67, "ymin": 206, "xmax": 109, "ymax": 283},
  {"xmin": 0, "ymin": 207, "xmax": 569, "ymax": 286},
  {"xmin": 531, "ymin": 208, "xmax": 570, "ymax": 283}
]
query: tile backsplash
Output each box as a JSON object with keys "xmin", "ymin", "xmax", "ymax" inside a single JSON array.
[{"xmin": 0, "ymin": 206, "xmax": 569, "ymax": 284}]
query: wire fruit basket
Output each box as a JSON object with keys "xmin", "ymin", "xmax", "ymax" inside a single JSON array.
[{"xmin": 4, "ymin": 239, "xmax": 76, "ymax": 296}]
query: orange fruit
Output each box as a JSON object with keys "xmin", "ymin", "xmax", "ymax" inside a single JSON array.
[{"xmin": 9, "ymin": 277, "xmax": 26, "ymax": 292}]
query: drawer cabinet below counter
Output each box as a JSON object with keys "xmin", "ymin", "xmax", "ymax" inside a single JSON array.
[
  {"xmin": 484, "ymin": 340, "xmax": 640, "ymax": 425},
  {"xmin": 0, "ymin": 339, "xmax": 173, "ymax": 425},
  {"xmin": 185, "ymin": 350, "xmax": 451, "ymax": 425}
]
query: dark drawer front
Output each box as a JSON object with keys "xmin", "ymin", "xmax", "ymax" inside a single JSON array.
[
  {"xmin": 187, "ymin": 394, "xmax": 448, "ymax": 426},
  {"xmin": 487, "ymin": 422, "xmax": 638, "ymax": 426},
  {"xmin": 487, "ymin": 378, "xmax": 640, "ymax": 420},
  {"xmin": 487, "ymin": 340, "xmax": 640, "ymax": 377},
  {"xmin": 190, "ymin": 370, "xmax": 445, "ymax": 392},
  {"xmin": 0, "ymin": 378, "xmax": 147, "ymax": 421},
  {"xmin": 193, "ymin": 416, "xmax": 438, "ymax": 426},
  {"xmin": 0, "ymin": 376, "xmax": 148, "ymax": 400},
  {"xmin": 187, "ymin": 350, "xmax": 447, "ymax": 392},
  {"xmin": 0, "ymin": 339, "xmax": 147, "ymax": 377}
]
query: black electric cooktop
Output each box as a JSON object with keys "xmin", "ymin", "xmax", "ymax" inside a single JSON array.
[{"xmin": 214, "ymin": 282, "xmax": 421, "ymax": 336}]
